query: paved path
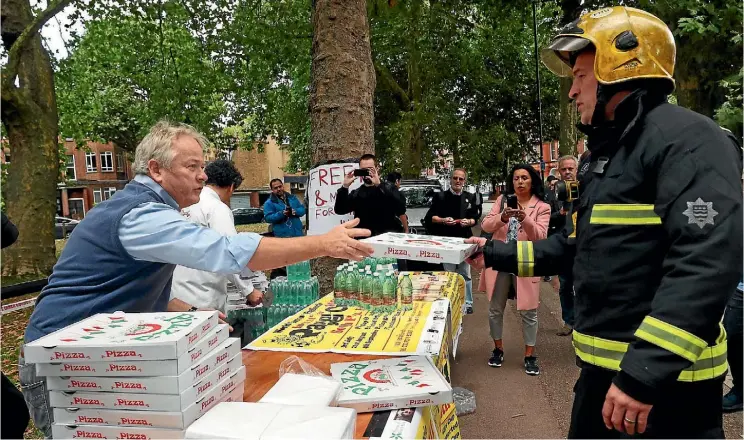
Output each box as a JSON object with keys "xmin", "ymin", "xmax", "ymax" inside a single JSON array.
[{"xmin": 451, "ymin": 280, "xmax": 744, "ymax": 439}]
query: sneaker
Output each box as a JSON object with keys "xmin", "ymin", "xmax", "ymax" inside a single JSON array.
[
  {"xmin": 488, "ymin": 348, "xmax": 504, "ymax": 367},
  {"xmin": 524, "ymin": 356, "xmax": 540, "ymax": 375},
  {"xmin": 723, "ymin": 389, "xmax": 743, "ymax": 413},
  {"xmin": 556, "ymin": 324, "xmax": 573, "ymax": 336},
  {"xmin": 466, "ymin": 305, "xmax": 474, "ymax": 315}
]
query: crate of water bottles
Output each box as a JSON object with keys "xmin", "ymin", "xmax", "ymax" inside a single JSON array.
[
  {"xmin": 332, "ymin": 257, "xmax": 413, "ymax": 312},
  {"xmin": 270, "ymin": 276, "xmax": 319, "ymax": 306},
  {"xmin": 286, "ymin": 260, "xmax": 312, "ymax": 281}
]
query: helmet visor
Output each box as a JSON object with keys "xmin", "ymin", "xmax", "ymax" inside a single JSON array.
[{"xmin": 541, "ymin": 36, "xmax": 592, "ymax": 77}]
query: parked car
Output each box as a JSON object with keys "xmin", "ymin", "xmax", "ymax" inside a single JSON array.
[
  {"xmin": 55, "ymin": 216, "xmax": 79, "ymax": 239},
  {"xmin": 399, "ymin": 179, "xmax": 443, "ymax": 235},
  {"xmin": 232, "ymin": 207, "xmax": 265, "ymax": 225}
]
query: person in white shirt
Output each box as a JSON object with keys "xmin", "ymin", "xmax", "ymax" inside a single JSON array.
[{"xmin": 170, "ymin": 160, "xmax": 263, "ymax": 312}]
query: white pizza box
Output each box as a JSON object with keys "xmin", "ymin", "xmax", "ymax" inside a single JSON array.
[
  {"xmin": 361, "ymin": 233, "xmax": 478, "ymax": 264},
  {"xmin": 330, "ymin": 355, "xmax": 452, "ymax": 413},
  {"xmin": 47, "ymin": 352, "xmax": 243, "ymax": 397},
  {"xmin": 25, "ymin": 311, "xmax": 219, "ymax": 364},
  {"xmin": 184, "ymin": 402, "xmax": 356, "ymax": 440},
  {"xmin": 52, "ymin": 423, "xmax": 185, "ymax": 439},
  {"xmin": 369, "ymin": 407, "xmax": 424, "ymax": 440},
  {"xmin": 52, "ymin": 382, "xmax": 244, "ymax": 429},
  {"xmin": 50, "ymin": 366, "xmax": 246, "ymax": 412},
  {"xmin": 258, "ymin": 372, "xmax": 342, "ymax": 406},
  {"xmin": 38, "ymin": 337, "xmax": 240, "ymax": 378}
]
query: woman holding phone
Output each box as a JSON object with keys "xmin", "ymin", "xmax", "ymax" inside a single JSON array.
[{"xmin": 478, "ymin": 164, "xmax": 551, "ymax": 375}]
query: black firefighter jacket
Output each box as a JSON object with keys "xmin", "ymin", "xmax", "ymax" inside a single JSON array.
[{"xmin": 483, "ymin": 89, "xmax": 743, "ymax": 404}]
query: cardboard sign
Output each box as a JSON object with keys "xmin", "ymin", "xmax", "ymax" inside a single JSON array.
[
  {"xmin": 330, "ymin": 355, "xmax": 452, "ymax": 413},
  {"xmin": 361, "ymin": 233, "xmax": 478, "ymax": 264},
  {"xmin": 25, "ymin": 311, "xmax": 219, "ymax": 364},
  {"xmin": 307, "ymin": 162, "xmax": 363, "ymax": 236}
]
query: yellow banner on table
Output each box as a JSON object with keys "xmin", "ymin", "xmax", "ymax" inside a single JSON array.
[
  {"xmin": 246, "ymin": 272, "xmax": 463, "ymax": 357},
  {"xmin": 433, "ymin": 402, "xmax": 462, "ymax": 440},
  {"xmin": 416, "ymin": 406, "xmax": 438, "ymax": 440}
]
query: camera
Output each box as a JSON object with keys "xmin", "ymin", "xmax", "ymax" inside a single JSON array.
[
  {"xmin": 554, "ymin": 180, "xmax": 580, "ymax": 202},
  {"xmin": 506, "ymin": 194, "xmax": 518, "ymax": 209},
  {"xmin": 353, "ymin": 168, "xmax": 370, "ymax": 177}
]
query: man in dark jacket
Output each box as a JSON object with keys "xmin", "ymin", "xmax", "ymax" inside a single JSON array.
[
  {"xmin": 551, "ymin": 156, "xmax": 578, "ymax": 336},
  {"xmin": 1, "ymin": 212, "xmax": 31, "ymax": 439},
  {"xmin": 335, "ymin": 154, "xmax": 406, "ymax": 237},
  {"xmin": 424, "ymin": 168, "xmax": 479, "ymax": 313},
  {"xmin": 466, "ymin": 6, "xmax": 742, "ymax": 438}
]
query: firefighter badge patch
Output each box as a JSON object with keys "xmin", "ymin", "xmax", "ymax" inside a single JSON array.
[{"xmin": 682, "ymin": 198, "xmax": 718, "ymax": 229}]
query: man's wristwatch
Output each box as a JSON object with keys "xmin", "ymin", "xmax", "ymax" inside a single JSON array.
[{"xmin": 188, "ymin": 306, "xmax": 198, "ymax": 312}]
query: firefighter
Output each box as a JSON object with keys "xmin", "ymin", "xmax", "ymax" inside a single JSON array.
[{"xmin": 467, "ymin": 6, "xmax": 743, "ymax": 438}]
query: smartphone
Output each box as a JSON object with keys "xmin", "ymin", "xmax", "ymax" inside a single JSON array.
[
  {"xmin": 354, "ymin": 168, "xmax": 370, "ymax": 177},
  {"xmin": 506, "ymin": 194, "xmax": 518, "ymax": 209}
]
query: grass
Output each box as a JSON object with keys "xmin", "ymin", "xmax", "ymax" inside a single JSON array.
[
  {"xmin": 1, "ymin": 240, "xmax": 67, "ymax": 439},
  {"xmin": 235, "ymin": 223, "xmax": 270, "ymax": 234}
]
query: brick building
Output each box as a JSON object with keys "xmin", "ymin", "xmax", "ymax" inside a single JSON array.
[
  {"xmin": 530, "ymin": 139, "xmax": 587, "ymax": 179},
  {"xmin": 58, "ymin": 139, "xmax": 134, "ymax": 219},
  {"xmin": 229, "ymin": 137, "xmax": 306, "ymax": 208}
]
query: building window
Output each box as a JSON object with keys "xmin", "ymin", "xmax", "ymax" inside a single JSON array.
[
  {"xmin": 86, "ymin": 152, "xmax": 97, "ymax": 173},
  {"xmin": 116, "ymin": 153, "xmax": 124, "ymax": 172},
  {"xmin": 93, "ymin": 189, "xmax": 102, "ymax": 204},
  {"xmin": 101, "ymin": 151, "xmax": 113, "ymax": 172},
  {"xmin": 103, "ymin": 187, "xmax": 117, "ymax": 200},
  {"xmin": 65, "ymin": 155, "xmax": 76, "ymax": 180}
]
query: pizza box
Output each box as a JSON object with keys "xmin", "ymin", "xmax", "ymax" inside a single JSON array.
[
  {"xmin": 37, "ymin": 337, "xmax": 240, "ymax": 378},
  {"xmin": 258, "ymin": 372, "xmax": 342, "ymax": 406},
  {"xmin": 184, "ymin": 402, "xmax": 356, "ymax": 440},
  {"xmin": 47, "ymin": 353, "xmax": 243, "ymax": 397},
  {"xmin": 50, "ymin": 366, "xmax": 246, "ymax": 412},
  {"xmin": 52, "ymin": 423, "xmax": 185, "ymax": 439},
  {"xmin": 367, "ymin": 407, "xmax": 424, "ymax": 440},
  {"xmin": 52, "ymin": 382, "xmax": 244, "ymax": 429},
  {"xmin": 330, "ymin": 355, "xmax": 452, "ymax": 413},
  {"xmin": 25, "ymin": 311, "xmax": 219, "ymax": 364},
  {"xmin": 361, "ymin": 233, "xmax": 477, "ymax": 264}
]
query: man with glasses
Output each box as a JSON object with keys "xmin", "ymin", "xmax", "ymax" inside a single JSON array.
[
  {"xmin": 264, "ymin": 179, "xmax": 306, "ymax": 238},
  {"xmin": 424, "ymin": 168, "xmax": 479, "ymax": 313}
]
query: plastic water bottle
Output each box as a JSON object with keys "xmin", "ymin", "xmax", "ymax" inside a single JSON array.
[
  {"xmin": 400, "ymin": 273, "xmax": 413, "ymax": 311},
  {"xmin": 350, "ymin": 268, "xmax": 362, "ymax": 307},
  {"xmin": 383, "ymin": 271, "xmax": 397, "ymax": 311},
  {"xmin": 371, "ymin": 272, "xmax": 384, "ymax": 312},
  {"xmin": 313, "ymin": 277, "xmax": 319, "ymax": 301},
  {"xmin": 333, "ymin": 267, "xmax": 345, "ymax": 305}
]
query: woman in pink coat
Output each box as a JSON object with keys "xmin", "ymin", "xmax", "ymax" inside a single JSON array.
[{"xmin": 479, "ymin": 164, "xmax": 551, "ymax": 375}]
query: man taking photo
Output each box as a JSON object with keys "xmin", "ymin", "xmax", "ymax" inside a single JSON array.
[
  {"xmin": 552, "ymin": 155, "xmax": 577, "ymax": 336},
  {"xmin": 335, "ymin": 154, "xmax": 406, "ymax": 237},
  {"xmin": 264, "ymin": 178, "xmax": 306, "ymax": 238}
]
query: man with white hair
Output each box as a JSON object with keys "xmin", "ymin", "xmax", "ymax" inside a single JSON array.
[{"xmin": 19, "ymin": 120, "xmax": 373, "ymax": 437}]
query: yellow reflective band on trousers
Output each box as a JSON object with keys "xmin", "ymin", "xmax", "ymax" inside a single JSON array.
[
  {"xmin": 516, "ymin": 241, "xmax": 534, "ymax": 277},
  {"xmin": 572, "ymin": 326, "xmax": 728, "ymax": 382},
  {"xmin": 590, "ymin": 204, "xmax": 662, "ymax": 225},
  {"xmin": 635, "ymin": 316, "xmax": 707, "ymax": 362}
]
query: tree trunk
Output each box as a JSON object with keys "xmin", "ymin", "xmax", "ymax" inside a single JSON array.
[
  {"xmin": 675, "ymin": 67, "xmax": 715, "ymax": 118},
  {"xmin": 310, "ymin": 0, "xmax": 375, "ymax": 292},
  {"xmin": 1, "ymin": 0, "xmax": 62, "ymax": 277},
  {"xmin": 558, "ymin": 77, "xmax": 578, "ymax": 156},
  {"xmin": 310, "ymin": 0, "xmax": 375, "ymax": 166}
]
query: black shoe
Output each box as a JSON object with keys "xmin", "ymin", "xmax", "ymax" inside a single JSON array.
[
  {"xmin": 488, "ymin": 348, "xmax": 504, "ymax": 367},
  {"xmin": 524, "ymin": 356, "xmax": 540, "ymax": 375},
  {"xmin": 723, "ymin": 389, "xmax": 743, "ymax": 413},
  {"xmin": 466, "ymin": 305, "xmax": 474, "ymax": 315}
]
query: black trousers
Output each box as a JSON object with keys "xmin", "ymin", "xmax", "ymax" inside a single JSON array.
[
  {"xmin": 1, "ymin": 373, "xmax": 30, "ymax": 439},
  {"xmin": 569, "ymin": 366, "xmax": 724, "ymax": 439}
]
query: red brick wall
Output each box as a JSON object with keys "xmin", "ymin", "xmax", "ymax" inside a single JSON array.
[{"xmin": 63, "ymin": 140, "xmax": 132, "ymax": 182}]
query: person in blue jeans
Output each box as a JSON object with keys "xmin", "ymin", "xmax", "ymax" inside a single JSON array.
[
  {"xmin": 263, "ymin": 179, "xmax": 306, "ymax": 238},
  {"xmin": 723, "ymin": 281, "xmax": 743, "ymax": 412}
]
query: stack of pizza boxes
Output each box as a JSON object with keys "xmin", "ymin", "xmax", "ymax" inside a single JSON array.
[{"xmin": 24, "ymin": 311, "xmax": 245, "ymax": 439}]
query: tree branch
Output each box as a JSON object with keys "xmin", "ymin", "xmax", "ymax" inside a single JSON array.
[
  {"xmin": 374, "ymin": 61, "xmax": 411, "ymax": 109},
  {"xmin": 3, "ymin": 0, "xmax": 75, "ymax": 88}
]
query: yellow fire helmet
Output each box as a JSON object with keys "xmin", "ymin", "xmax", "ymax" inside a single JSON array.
[{"xmin": 541, "ymin": 6, "xmax": 676, "ymax": 91}]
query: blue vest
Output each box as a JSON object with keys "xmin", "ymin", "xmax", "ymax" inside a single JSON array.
[{"xmin": 25, "ymin": 181, "xmax": 176, "ymax": 343}]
